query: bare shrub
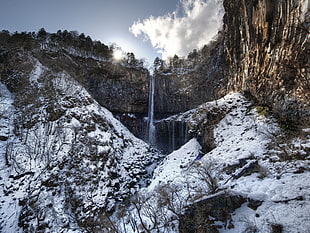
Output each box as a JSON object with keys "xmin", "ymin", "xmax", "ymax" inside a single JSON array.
[
  {"xmin": 187, "ymin": 160, "xmax": 219, "ymax": 196},
  {"xmin": 117, "ymin": 159, "xmax": 222, "ymax": 232},
  {"xmin": 131, "ymin": 185, "xmax": 182, "ymax": 233}
]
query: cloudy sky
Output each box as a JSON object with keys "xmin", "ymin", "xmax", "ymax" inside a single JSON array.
[{"xmin": 0, "ymin": 0, "xmax": 223, "ymax": 64}]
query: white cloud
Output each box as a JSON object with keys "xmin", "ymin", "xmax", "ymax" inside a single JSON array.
[{"xmin": 130, "ymin": 0, "xmax": 224, "ymax": 60}]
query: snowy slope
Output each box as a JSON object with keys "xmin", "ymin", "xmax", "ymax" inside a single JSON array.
[
  {"xmin": 0, "ymin": 83, "xmax": 22, "ymax": 233},
  {"xmin": 147, "ymin": 138, "xmax": 202, "ymax": 189},
  {"xmin": 122, "ymin": 92, "xmax": 310, "ymax": 233},
  {"xmin": 0, "ymin": 60, "xmax": 161, "ymax": 232}
]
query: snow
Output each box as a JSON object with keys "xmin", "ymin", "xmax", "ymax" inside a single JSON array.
[
  {"xmin": 29, "ymin": 60, "xmax": 45, "ymax": 87},
  {"xmin": 0, "ymin": 83, "xmax": 14, "ymax": 140},
  {"xmin": 210, "ymin": 95, "xmax": 278, "ymax": 165},
  {"xmin": 126, "ymin": 92, "xmax": 310, "ymax": 233},
  {"xmin": 0, "ymin": 83, "xmax": 24, "ymax": 233},
  {"xmin": 87, "ymin": 126, "xmax": 112, "ymax": 142},
  {"xmin": 148, "ymin": 138, "xmax": 202, "ymax": 190}
]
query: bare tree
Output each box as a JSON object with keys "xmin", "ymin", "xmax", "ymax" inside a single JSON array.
[{"xmin": 187, "ymin": 160, "xmax": 219, "ymax": 196}]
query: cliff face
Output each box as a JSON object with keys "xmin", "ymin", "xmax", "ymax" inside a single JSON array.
[
  {"xmin": 154, "ymin": 37, "xmax": 227, "ymax": 116},
  {"xmin": 223, "ymin": 0, "xmax": 309, "ymax": 126},
  {"xmin": 39, "ymin": 51, "xmax": 149, "ymax": 115}
]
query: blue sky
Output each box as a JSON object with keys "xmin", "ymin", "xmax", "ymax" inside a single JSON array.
[{"xmin": 0, "ymin": 0, "xmax": 223, "ymax": 65}]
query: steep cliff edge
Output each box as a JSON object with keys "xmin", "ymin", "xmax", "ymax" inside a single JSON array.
[{"xmin": 223, "ymin": 0, "xmax": 309, "ymax": 126}]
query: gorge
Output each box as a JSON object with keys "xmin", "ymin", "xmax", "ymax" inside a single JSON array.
[{"xmin": 0, "ymin": 0, "xmax": 309, "ymax": 232}]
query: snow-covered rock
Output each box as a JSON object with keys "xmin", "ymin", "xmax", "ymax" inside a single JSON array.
[
  {"xmin": 0, "ymin": 58, "xmax": 161, "ymax": 232},
  {"xmin": 123, "ymin": 92, "xmax": 310, "ymax": 233}
]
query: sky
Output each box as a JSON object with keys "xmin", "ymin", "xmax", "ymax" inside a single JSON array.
[{"xmin": 0, "ymin": 0, "xmax": 223, "ymax": 65}]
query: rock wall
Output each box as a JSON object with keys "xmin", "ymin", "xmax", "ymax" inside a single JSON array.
[
  {"xmin": 0, "ymin": 45, "xmax": 150, "ymax": 116},
  {"xmin": 35, "ymin": 49, "xmax": 150, "ymax": 114},
  {"xmin": 152, "ymin": 0, "xmax": 309, "ymax": 127},
  {"xmin": 154, "ymin": 37, "xmax": 227, "ymax": 116},
  {"xmin": 223, "ymin": 0, "xmax": 309, "ymax": 126},
  {"xmin": 154, "ymin": 0, "xmax": 309, "ymax": 127}
]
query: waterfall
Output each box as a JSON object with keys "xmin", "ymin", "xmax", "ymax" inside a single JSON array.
[{"xmin": 147, "ymin": 75, "xmax": 156, "ymax": 145}]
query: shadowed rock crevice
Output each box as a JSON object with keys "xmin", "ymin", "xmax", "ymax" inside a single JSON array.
[{"xmin": 179, "ymin": 191, "xmax": 259, "ymax": 233}]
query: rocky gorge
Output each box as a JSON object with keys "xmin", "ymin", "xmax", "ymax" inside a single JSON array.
[{"xmin": 0, "ymin": 0, "xmax": 309, "ymax": 232}]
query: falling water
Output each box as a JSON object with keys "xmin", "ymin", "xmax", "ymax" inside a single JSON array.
[{"xmin": 148, "ymin": 75, "xmax": 156, "ymax": 145}]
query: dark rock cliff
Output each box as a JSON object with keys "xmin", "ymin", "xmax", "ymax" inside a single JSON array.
[
  {"xmin": 154, "ymin": 35, "xmax": 227, "ymax": 116},
  {"xmin": 223, "ymin": 0, "xmax": 309, "ymax": 126},
  {"xmin": 154, "ymin": 0, "xmax": 309, "ymax": 154},
  {"xmin": 38, "ymin": 50, "xmax": 150, "ymax": 115}
]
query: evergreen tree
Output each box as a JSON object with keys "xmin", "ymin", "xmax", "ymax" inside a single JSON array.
[
  {"xmin": 37, "ymin": 28, "xmax": 47, "ymax": 39},
  {"xmin": 153, "ymin": 57, "xmax": 164, "ymax": 71}
]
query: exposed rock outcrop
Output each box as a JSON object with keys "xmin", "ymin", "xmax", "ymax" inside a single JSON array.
[
  {"xmin": 179, "ymin": 191, "xmax": 251, "ymax": 233},
  {"xmin": 223, "ymin": 0, "xmax": 310, "ymax": 126}
]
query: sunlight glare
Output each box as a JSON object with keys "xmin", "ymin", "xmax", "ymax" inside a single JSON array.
[{"xmin": 113, "ymin": 49, "xmax": 124, "ymax": 60}]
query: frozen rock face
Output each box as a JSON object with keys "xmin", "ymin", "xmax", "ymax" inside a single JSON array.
[{"xmin": 223, "ymin": 0, "xmax": 310, "ymax": 126}]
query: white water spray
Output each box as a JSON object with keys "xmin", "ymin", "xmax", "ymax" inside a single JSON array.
[{"xmin": 148, "ymin": 75, "xmax": 156, "ymax": 145}]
